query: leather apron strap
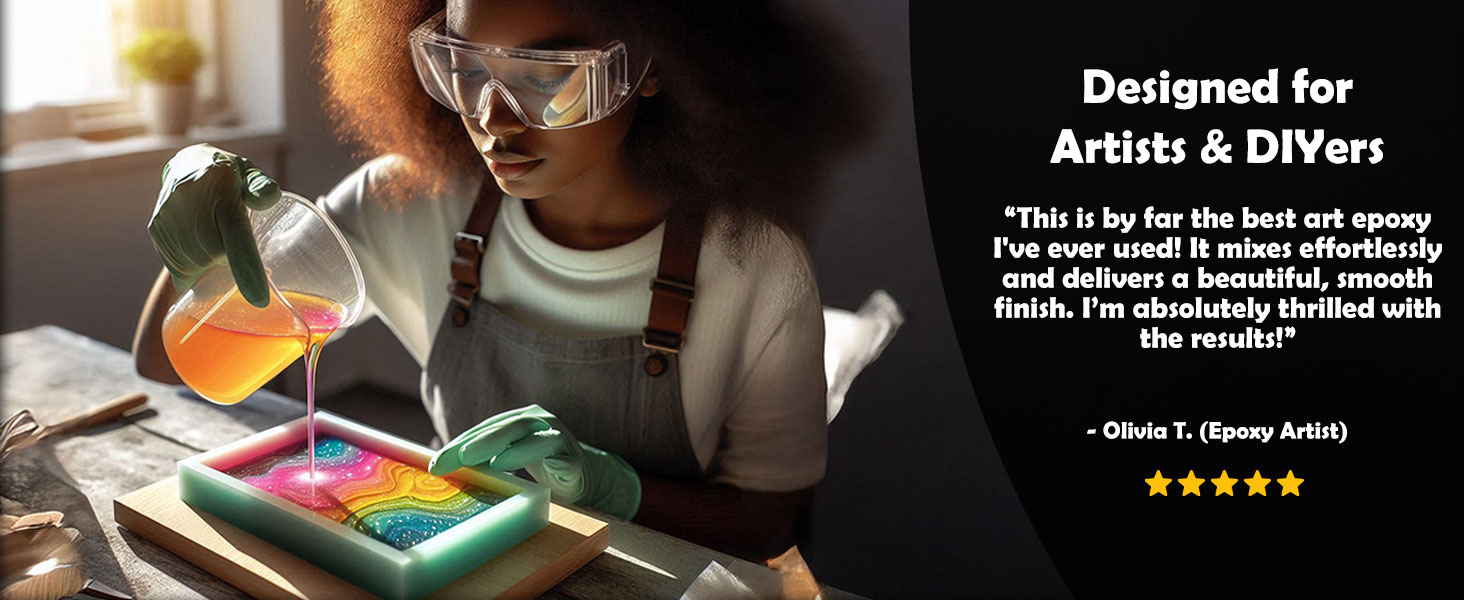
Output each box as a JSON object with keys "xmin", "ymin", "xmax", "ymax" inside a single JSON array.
[
  {"xmin": 446, "ymin": 181, "xmax": 504, "ymax": 327},
  {"xmin": 643, "ymin": 207, "xmax": 706, "ymax": 353},
  {"xmin": 446, "ymin": 180, "xmax": 707, "ymax": 375}
]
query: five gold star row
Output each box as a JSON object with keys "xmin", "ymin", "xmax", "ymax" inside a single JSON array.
[{"xmin": 1145, "ymin": 470, "xmax": 1303, "ymax": 496}]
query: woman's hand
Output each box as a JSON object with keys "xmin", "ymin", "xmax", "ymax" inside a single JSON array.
[
  {"xmin": 148, "ymin": 143, "xmax": 281, "ymax": 308},
  {"xmin": 428, "ymin": 404, "xmax": 642, "ymax": 520}
]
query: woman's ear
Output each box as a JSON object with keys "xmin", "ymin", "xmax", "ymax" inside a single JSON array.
[{"xmin": 638, "ymin": 61, "xmax": 662, "ymax": 97}]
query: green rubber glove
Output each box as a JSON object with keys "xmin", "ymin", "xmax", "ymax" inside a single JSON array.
[
  {"xmin": 147, "ymin": 143, "xmax": 281, "ymax": 308},
  {"xmin": 428, "ymin": 404, "xmax": 642, "ymax": 520}
]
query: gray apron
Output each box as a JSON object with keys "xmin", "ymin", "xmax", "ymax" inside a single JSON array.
[{"xmin": 418, "ymin": 187, "xmax": 707, "ymax": 483}]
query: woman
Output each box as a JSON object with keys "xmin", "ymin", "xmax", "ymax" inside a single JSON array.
[{"xmin": 134, "ymin": 0, "xmax": 873, "ymax": 560}]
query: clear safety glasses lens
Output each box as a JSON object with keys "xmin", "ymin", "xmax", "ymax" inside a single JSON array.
[{"xmin": 409, "ymin": 12, "xmax": 630, "ymax": 130}]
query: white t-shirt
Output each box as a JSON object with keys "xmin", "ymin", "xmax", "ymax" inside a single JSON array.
[{"xmin": 319, "ymin": 155, "xmax": 828, "ymax": 492}]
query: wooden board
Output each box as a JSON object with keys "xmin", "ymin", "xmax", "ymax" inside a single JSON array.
[{"xmin": 115, "ymin": 477, "xmax": 607, "ymax": 600}]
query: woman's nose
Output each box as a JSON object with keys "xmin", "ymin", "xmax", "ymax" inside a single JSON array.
[{"xmin": 479, "ymin": 87, "xmax": 528, "ymax": 137}]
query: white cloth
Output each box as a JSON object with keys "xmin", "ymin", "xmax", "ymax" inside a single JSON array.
[
  {"xmin": 319, "ymin": 155, "xmax": 828, "ymax": 491},
  {"xmin": 823, "ymin": 289, "xmax": 903, "ymax": 423}
]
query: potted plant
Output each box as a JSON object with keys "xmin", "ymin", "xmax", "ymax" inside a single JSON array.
[{"xmin": 122, "ymin": 28, "xmax": 203, "ymax": 136}]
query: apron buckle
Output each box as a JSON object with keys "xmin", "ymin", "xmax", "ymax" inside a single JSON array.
[
  {"xmin": 642, "ymin": 327, "xmax": 683, "ymax": 353},
  {"xmin": 454, "ymin": 231, "xmax": 487, "ymax": 253}
]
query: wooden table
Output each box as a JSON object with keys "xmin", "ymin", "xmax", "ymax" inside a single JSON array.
[{"xmin": 1, "ymin": 326, "xmax": 862, "ymax": 600}]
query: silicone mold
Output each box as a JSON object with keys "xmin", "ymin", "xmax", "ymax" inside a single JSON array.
[{"xmin": 178, "ymin": 411, "xmax": 549, "ymax": 600}]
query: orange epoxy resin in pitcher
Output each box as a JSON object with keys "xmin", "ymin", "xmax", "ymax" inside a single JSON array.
[{"xmin": 162, "ymin": 288, "xmax": 347, "ymax": 406}]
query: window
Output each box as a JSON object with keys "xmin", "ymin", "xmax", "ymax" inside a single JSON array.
[
  {"xmin": 3, "ymin": 0, "xmax": 128, "ymax": 111},
  {"xmin": 2, "ymin": 0, "xmax": 223, "ymax": 144}
]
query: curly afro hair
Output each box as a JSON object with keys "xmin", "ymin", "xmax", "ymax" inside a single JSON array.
[{"xmin": 318, "ymin": 0, "xmax": 878, "ymax": 257}]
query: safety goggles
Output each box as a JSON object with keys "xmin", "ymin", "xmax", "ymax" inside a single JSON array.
[{"xmin": 409, "ymin": 10, "xmax": 642, "ymax": 130}]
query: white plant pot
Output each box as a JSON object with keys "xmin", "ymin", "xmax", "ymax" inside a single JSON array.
[{"xmin": 139, "ymin": 82, "xmax": 194, "ymax": 135}]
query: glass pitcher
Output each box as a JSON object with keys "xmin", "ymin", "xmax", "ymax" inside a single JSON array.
[{"xmin": 161, "ymin": 191, "xmax": 366, "ymax": 405}]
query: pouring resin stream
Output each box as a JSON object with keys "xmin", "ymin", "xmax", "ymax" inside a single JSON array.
[{"xmin": 294, "ymin": 291, "xmax": 347, "ymax": 484}]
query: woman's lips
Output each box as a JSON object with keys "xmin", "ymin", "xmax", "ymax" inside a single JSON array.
[{"xmin": 487, "ymin": 157, "xmax": 543, "ymax": 181}]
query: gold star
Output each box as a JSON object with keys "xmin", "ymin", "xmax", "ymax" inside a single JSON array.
[
  {"xmin": 1178, "ymin": 470, "xmax": 1204, "ymax": 496},
  {"xmin": 1244, "ymin": 470, "xmax": 1271, "ymax": 496},
  {"xmin": 1145, "ymin": 470, "xmax": 1172, "ymax": 496},
  {"xmin": 1211, "ymin": 470, "xmax": 1238, "ymax": 496},
  {"xmin": 1277, "ymin": 470, "xmax": 1303, "ymax": 496}
]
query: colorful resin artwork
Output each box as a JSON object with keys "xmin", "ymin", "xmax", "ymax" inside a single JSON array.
[{"xmin": 226, "ymin": 436, "xmax": 507, "ymax": 550}]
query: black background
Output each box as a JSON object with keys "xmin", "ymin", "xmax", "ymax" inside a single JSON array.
[{"xmin": 913, "ymin": 1, "xmax": 1458, "ymax": 597}]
